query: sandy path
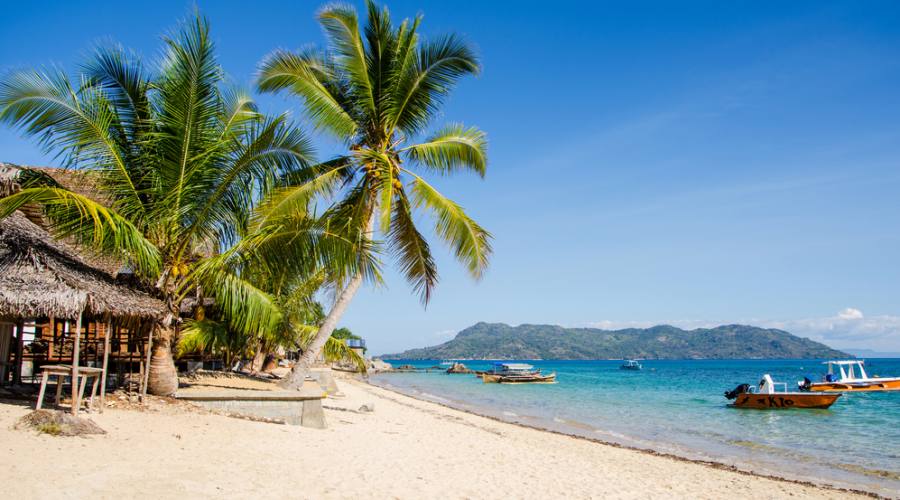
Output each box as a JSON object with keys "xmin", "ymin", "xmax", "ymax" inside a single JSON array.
[{"xmin": 0, "ymin": 378, "xmax": 871, "ymax": 499}]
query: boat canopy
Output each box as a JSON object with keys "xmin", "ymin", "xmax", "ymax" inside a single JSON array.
[
  {"xmin": 824, "ymin": 360, "xmax": 868, "ymax": 381},
  {"xmin": 493, "ymin": 362, "xmax": 534, "ymax": 370}
]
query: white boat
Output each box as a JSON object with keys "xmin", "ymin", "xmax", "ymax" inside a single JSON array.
[
  {"xmin": 620, "ymin": 359, "xmax": 642, "ymax": 370},
  {"xmin": 799, "ymin": 360, "xmax": 900, "ymax": 392},
  {"xmin": 480, "ymin": 363, "xmax": 556, "ymax": 384}
]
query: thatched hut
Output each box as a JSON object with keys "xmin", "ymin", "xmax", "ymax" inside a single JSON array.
[{"xmin": 0, "ymin": 210, "xmax": 166, "ymax": 405}]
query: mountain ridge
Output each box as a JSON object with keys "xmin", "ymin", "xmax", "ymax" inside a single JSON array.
[{"xmin": 382, "ymin": 322, "xmax": 850, "ymax": 360}]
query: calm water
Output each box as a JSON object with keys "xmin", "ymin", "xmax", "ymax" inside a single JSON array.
[{"xmin": 372, "ymin": 359, "xmax": 900, "ymax": 495}]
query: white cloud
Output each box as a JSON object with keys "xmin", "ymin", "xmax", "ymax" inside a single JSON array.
[
  {"xmin": 838, "ymin": 308, "xmax": 864, "ymax": 320},
  {"xmin": 580, "ymin": 309, "xmax": 900, "ymax": 352}
]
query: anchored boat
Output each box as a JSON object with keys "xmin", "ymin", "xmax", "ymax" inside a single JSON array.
[
  {"xmin": 725, "ymin": 374, "xmax": 841, "ymax": 409},
  {"xmin": 481, "ymin": 363, "xmax": 557, "ymax": 384},
  {"xmin": 620, "ymin": 359, "xmax": 642, "ymax": 370},
  {"xmin": 799, "ymin": 360, "xmax": 900, "ymax": 392}
]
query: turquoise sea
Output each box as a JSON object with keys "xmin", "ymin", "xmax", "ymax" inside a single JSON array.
[{"xmin": 371, "ymin": 359, "xmax": 900, "ymax": 496}]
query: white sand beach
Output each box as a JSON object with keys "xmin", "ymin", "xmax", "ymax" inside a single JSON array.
[{"xmin": 0, "ymin": 376, "xmax": 868, "ymax": 499}]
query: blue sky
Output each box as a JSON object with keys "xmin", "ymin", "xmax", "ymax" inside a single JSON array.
[{"xmin": 2, "ymin": 1, "xmax": 900, "ymax": 353}]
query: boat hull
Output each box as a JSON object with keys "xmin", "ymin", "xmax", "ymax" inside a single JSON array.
[
  {"xmin": 482, "ymin": 373, "xmax": 557, "ymax": 384},
  {"xmin": 731, "ymin": 392, "xmax": 840, "ymax": 409},
  {"xmin": 807, "ymin": 378, "xmax": 900, "ymax": 392}
]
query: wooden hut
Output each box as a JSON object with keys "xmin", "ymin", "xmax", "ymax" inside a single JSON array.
[{"xmin": 0, "ymin": 211, "xmax": 166, "ymax": 410}]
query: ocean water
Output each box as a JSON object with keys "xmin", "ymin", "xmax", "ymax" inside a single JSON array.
[{"xmin": 371, "ymin": 359, "xmax": 900, "ymax": 495}]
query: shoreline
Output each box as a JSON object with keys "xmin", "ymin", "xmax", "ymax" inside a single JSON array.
[
  {"xmin": 364, "ymin": 376, "xmax": 888, "ymax": 498},
  {"xmin": 0, "ymin": 374, "xmax": 888, "ymax": 499}
]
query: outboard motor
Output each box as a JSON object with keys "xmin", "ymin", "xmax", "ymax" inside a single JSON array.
[{"xmin": 724, "ymin": 383, "xmax": 751, "ymax": 400}]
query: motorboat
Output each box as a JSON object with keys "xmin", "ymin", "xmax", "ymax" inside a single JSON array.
[
  {"xmin": 481, "ymin": 363, "xmax": 556, "ymax": 384},
  {"xmin": 725, "ymin": 374, "xmax": 841, "ymax": 409},
  {"xmin": 620, "ymin": 359, "xmax": 642, "ymax": 370},
  {"xmin": 799, "ymin": 360, "xmax": 900, "ymax": 392}
]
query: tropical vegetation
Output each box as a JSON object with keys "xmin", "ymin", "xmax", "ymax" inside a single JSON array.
[{"xmin": 0, "ymin": 14, "xmax": 366, "ymax": 394}]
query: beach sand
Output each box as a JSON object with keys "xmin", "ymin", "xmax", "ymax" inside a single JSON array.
[{"xmin": 0, "ymin": 376, "xmax": 870, "ymax": 499}]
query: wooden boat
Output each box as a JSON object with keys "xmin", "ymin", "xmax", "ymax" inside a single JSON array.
[
  {"xmin": 620, "ymin": 359, "xmax": 642, "ymax": 370},
  {"xmin": 481, "ymin": 363, "xmax": 557, "ymax": 384},
  {"xmin": 800, "ymin": 360, "xmax": 900, "ymax": 392},
  {"xmin": 725, "ymin": 374, "xmax": 841, "ymax": 409}
]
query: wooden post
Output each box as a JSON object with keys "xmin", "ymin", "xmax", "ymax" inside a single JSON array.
[
  {"xmin": 47, "ymin": 316, "xmax": 55, "ymax": 359},
  {"xmin": 13, "ymin": 320, "xmax": 24, "ymax": 385},
  {"xmin": 99, "ymin": 318, "xmax": 111, "ymax": 412},
  {"xmin": 140, "ymin": 326, "xmax": 153, "ymax": 401},
  {"xmin": 0, "ymin": 322, "xmax": 12, "ymax": 384},
  {"xmin": 70, "ymin": 313, "xmax": 83, "ymax": 416}
]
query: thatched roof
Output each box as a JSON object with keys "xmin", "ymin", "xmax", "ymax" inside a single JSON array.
[{"xmin": 0, "ymin": 211, "xmax": 166, "ymax": 320}]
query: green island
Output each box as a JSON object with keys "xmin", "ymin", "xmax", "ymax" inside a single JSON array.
[{"xmin": 385, "ymin": 322, "xmax": 850, "ymax": 360}]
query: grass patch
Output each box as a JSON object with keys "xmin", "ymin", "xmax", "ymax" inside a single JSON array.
[{"xmin": 36, "ymin": 422, "xmax": 63, "ymax": 436}]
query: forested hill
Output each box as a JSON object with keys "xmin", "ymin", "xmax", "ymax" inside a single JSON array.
[{"xmin": 383, "ymin": 323, "xmax": 849, "ymax": 360}]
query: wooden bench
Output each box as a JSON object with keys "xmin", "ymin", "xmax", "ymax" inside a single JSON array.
[{"xmin": 174, "ymin": 385, "xmax": 327, "ymax": 429}]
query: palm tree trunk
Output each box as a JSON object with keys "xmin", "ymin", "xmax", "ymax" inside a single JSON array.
[
  {"xmin": 280, "ymin": 271, "xmax": 364, "ymax": 389},
  {"xmin": 147, "ymin": 324, "xmax": 179, "ymax": 396},
  {"xmin": 250, "ymin": 341, "xmax": 266, "ymax": 373},
  {"xmin": 281, "ymin": 211, "xmax": 373, "ymax": 390}
]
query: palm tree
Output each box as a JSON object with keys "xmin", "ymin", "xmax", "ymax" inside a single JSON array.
[
  {"xmin": 0, "ymin": 15, "xmax": 327, "ymax": 395},
  {"xmin": 257, "ymin": 0, "xmax": 492, "ymax": 387}
]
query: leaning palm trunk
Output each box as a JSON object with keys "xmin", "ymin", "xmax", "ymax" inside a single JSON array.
[
  {"xmin": 281, "ymin": 208, "xmax": 375, "ymax": 389},
  {"xmin": 281, "ymin": 259, "xmax": 366, "ymax": 389}
]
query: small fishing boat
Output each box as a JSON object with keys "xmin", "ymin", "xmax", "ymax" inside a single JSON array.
[
  {"xmin": 725, "ymin": 374, "xmax": 841, "ymax": 409},
  {"xmin": 481, "ymin": 363, "xmax": 556, "ymax": 384},
  {"xmin": 799, "ymin": 360, "xmax": 900, "ymax": 392},
  {"xmin": 620, "ymin": 359, "xmax": 642, "ymax": 370}
]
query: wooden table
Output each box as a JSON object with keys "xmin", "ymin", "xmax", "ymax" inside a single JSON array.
[{"xmin": 35, "ymin": 365, "xmax": 104, "ymax": 413}]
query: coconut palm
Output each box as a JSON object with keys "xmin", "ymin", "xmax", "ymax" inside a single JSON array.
[
  {"xmin": 0, "ymin": 15, "xmax": 339, "ymax": 395},
  {"xmin": 257, "ymin": 0, "xmax": 492, "ymax": 387}
]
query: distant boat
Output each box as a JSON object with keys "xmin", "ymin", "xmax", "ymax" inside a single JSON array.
[
  {"xmin": 620, "ymin": 359, "xmax": 642, "ymax": 370},
  {"xmin": 726, "ymin": 374, "xmax": 841, "ymax": 409},
  {"xmin": 799, "ymin": 360, "xmax": 900, "ymax": 392},
  {"xmin": 440, "ymin": 360, "xmax": 454, "ymax": 366},
  {"xmin": 481, "ymin": 363, "xmax": 556, "ymax": 384}
]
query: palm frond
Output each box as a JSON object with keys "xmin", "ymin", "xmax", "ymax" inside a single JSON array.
[
  {"xmin": 153, "ymin": 13, "xmax": 222, "ymax": 227},
  {"xmin": 388, "ymin": 191, "xmax": 437, "ymax": 303},
  {"xmin": 0, "ymin": 187, "xmax": 161, "ymax": 277},
  {"xmin": 178, "ymin": 318, "xmax": 234, "ymax": 357},
  {"xmin": 405, "ymin": 172, "xmax": 491, "ymax": 280},
  {"xmin": 388, "ymin": 34, "xmax": 480, "ymax": 135},
  {"xmin": 257, "ymin": 48, "xmax": 357, "ymax": 137},
  {"xmin": 0, "ymin": 68, "xmax": 146, "ymax": 213},
  {"xmin": 81, "ymin": 44, "xmax": 152, "ymax": 143},
  {"xmin": 191, "ymin": 256, "xmax": 283, "ymax": 340},
  {"xmin": 404, "ymin": 123, "xmax": 487, "ymax": 177},
  {"xmin": 323, "ymin": 336, "xmax": 368, "ymax": 373},
  {"xmin": 318, "ymin": 3, "xmax": 376, "ymax": 116}
]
